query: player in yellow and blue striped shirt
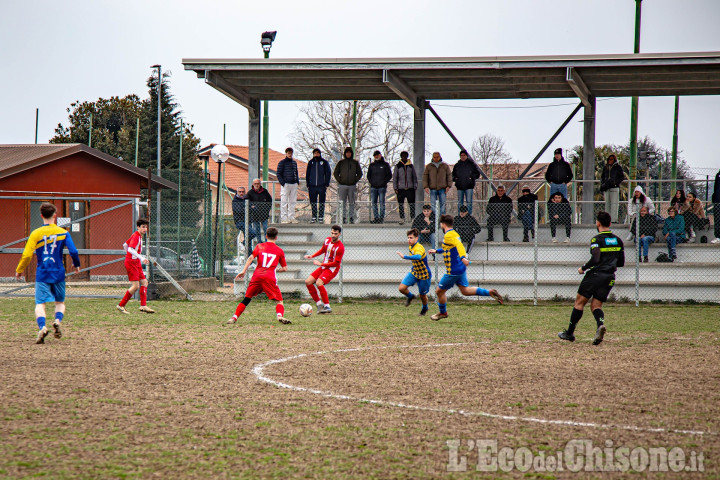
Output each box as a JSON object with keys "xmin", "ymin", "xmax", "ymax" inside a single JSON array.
[
  {"xmin": 428, "ymin": 215, "xmax": 503, "ymax": 320},
  {"xmin": 15, "ymin": 203, "xmax": 81, "ymax": 344},
  {"xmin": 396, "ymin": 228, "xmax": 432, "ymax": 315}
]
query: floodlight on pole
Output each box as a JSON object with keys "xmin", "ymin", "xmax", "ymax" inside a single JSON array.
[
  {"xmin": 151, "ymin": 64, "xmax": 162, "ymax": 270},
  {"xmin": 260, "ymin": 31, "xmax": 276, "ymax": 53},
  {"xmin": 210, "ymin": 144, "xmax": 229, "ymax": 277},
  {"xmin": 260, "ymin": 31, "xmax": 276, "ymax": 183}
]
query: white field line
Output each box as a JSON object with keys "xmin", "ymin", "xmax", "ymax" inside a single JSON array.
[{"xmin": 251, "ymin": 342, "xmax": 717, "ymax": 437}]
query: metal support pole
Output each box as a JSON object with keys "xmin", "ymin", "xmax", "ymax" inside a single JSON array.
[
  {"xmin": 434, "ymin": 199, "xmax": 440, "ymax": 292},
  {"xmin": 582, "ymin": 96, "xmax": 596, "ymax": 224},
  {"xmin": 244, "ymin": 200, "xmax": 250, "ymax": 290},
  {"xmin": 338, "ymin": 201, "xmax": 344, "ymax": 304},
  {"xmin": 134, "ymin": 117, "xmax": 140, "ymax": 167},
  {"xmin": 204, "ymin": 157, "xmax": 210, "ymax": 276},
  {"xmin": 413, "ymin": 98, "xmax": 426, "ymax": 207},
  {"xmin": 635, "ymin": 209, "xmax": 640, "ymax": 307},
  {"xmin": 351, "ymin": 101, "xmax": 358, "ymax": 155},
  {"xmin": 629, "ymin": 0, "xmax": 642, "ymax": 187},
  {"xmin": 177, "ymin": 119, "xmax": 183, "ymax": 268},
  {"xmin": 88, "ymin": 113, "xmax": 93, "ymax": 147},
  {"xmin": 671, "ymin": 96, "xmax": 679, "ymax": 195},
  {"xmin": 154, "ymin": 65, "xmax": 162, "ymax": 266},
  {"xmin": 262, "ymin": 50, "xmax": 270, "ymax": 182},
  {"xmin": 212, "ymin": 162, "xmax": 222, "ymax": 278},
  {"xmin": 34, "ymin": 108, "xmax": 39, "ymax": 144},
  {"xmin": 219, "ymin": 163, "xmax": 225, "ymax": 287},
  {"xmin": 533, "ymin": 200, "xmax": 538, "ymax": 306}
]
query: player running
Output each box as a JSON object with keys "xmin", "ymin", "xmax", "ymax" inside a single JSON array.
[
  {"xmin": 429, "ymin": 215, "xmax": 503, "ymax": 320},
  {"xmin": 117, "ymin": 218, "xmax": 154, "ymax": 314},
  {"xmin": 304, "ymin": 224, "xmax": 345, "ymax": 314},
  {"xmin": 396, "ymin": 228, "xmax": 432, "ymax": 316},
  {"xmin": 15, "ymin": 203, "xmax": 80, "ymax": 344},
  {"xmin": 558, "ymin": 211, "xmax": 625, "ymax": 346},
  {"xmin": 227, "ymin": 227, "xmax": 290, "ymax": 325}
]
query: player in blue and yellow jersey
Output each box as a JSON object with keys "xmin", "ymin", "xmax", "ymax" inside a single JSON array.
[
  {"xmin": 396, "ymin": 228, "xmax": 432, "ymax": 315},
  {"xmin": 15, "ymin": 203, "xmax": 80, "ymax": 344},
  {"xmin": 429, "ymin": 215, "xmax": 502, "ymax": 320}
]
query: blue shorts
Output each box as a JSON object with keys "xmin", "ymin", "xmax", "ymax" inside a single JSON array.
[
  {"xmin": 35, "ymin": 281, "xmax": 66, "ymax": 304},
  {"xmin": 401, "ymin": 272, "xmax": 431, "ymax": 295},
  {"xmin": 438, "ymin": 272, "xmax": 469, "ymax": 291}
]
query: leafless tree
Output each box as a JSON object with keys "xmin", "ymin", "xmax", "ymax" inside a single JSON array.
[
  {"xmin": 290, "ymin": 101, "xmax": 413, "ymax": 199},
  {"xmin": 470, "ymin": 133, "xmax": 517, "ymax": 199}
]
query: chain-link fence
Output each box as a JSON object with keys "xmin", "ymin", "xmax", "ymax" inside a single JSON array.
[{"xmin": 2, "ymin": 175, "xmax": 718, "ymax": 304}]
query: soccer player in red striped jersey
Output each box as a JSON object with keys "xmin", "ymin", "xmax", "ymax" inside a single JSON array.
[
  {"xmin": 117, "ymin": 218, "xmax": 155, "ymax": 314},
  {"xmin": 304, "ymin": 224, "xmax": 345, "ymax": 314},
  {"xmin": 227, "ymin": 227, "xmax": 290, "ymax": 325}
]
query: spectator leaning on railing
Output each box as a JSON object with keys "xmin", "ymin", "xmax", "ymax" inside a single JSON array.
[
  {"xmin": 545, "ymin": 148, "xmax": 573, "ymax": 199},
  {"xmin": 713, "ymin": 168, "xmax": 720, "ymax": 244},
  {"xmin": 599, "ymin": 154, "xmax": 625, "ymax": 223},
  {"xmin": 452, "ymin": 150, "xmax": 481, "ymax": 215},
  {"xmin": 306, "ymin": 148, "xmax": 332, "ymax": 224}
]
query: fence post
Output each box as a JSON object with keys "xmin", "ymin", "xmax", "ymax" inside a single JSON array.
[
  {"xmin": 634, "ymin": 210, "xmax": 640, "ymax": 307},
  {"xmin": 244, "ymin": 200, "xmax": 250, "ymax": 291},
  {"xmin": 434, "ymin": 199, "xmax": 440, "ymax": 292},
  {"xmin": 533, "ymin": 200, "xmax": 538, "ymax": 306},
  {"xmin": 338, "ymin": 200, "xmax": 344, "ymax": 303}
]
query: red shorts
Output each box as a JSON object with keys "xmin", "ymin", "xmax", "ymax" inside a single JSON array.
[
  {"xmin": 310, "ymin": 267, "xmax": 338, "ymax": 285},
  {"xmin": 245, "ymin": 276, "xmax": 283, "ymax": 301},
  {"xmin": 125, "ymin": 259, "xmax": 145, "ymax": 281}
]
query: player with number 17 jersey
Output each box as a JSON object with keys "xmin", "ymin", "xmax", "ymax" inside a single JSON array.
[{"xmin": 248, "ymin": 241, "xmax": 287, "ymax": 295}]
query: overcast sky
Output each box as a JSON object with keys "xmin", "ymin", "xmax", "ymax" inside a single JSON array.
[{"xmin": 2, "ymin": 0, "xmax": 719, "ymax": 174}]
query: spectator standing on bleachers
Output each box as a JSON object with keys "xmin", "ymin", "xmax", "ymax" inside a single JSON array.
[
  {"xmin": 393, "ymin": 151, "xmax": 418, "ymax": 225},
  {"xmin": 247, "ymin": 178, "xmax": 272, "ymax": 243},
  {"xmin": 452, "ymin": 150, "xmax": 481, "ymax": 215},
  {"xmin": 453, "ymin": 205, "xmax": 482, "ymax": 255},
  {"xmin": 662, "ymin": 206, "xmax": 686, "ymax": 262},
  {"xmin": 367, "ymin": 150, "xmax": 393, "ymax": 223},
  {"xmin": 486, "ymin": 185, "xmax": 513, "ymax": 242},
  {"xmin": 517, "ymin": 185, "xmax": 538, "ymax": 242},
  {"xmin": 545, "ymin": 148, "xmax": 573, "ymax": 199},
  {"xmin": 306, "ymin": 148, "xmax": 332, "ymax": 224},
  {"xmin": 712, "ymin": 168, "xmax": 720, "ymax": 244},
  {"xmin": 423, "ymin": 152, "xmax": 452, "ymax": 215},
  {"xmin": 626, "ymin": 186, "xmax": 655, "ymax": 241},
  {"xmin": 412, "ymin": 204, "xmax": 436, "ymax": 250},
  {"xmin": 630, "ymin": 205, "xmax": 657, "ymax": 262},
  {"xmin": 683, "ymin": 192, "xmax": 707, "ymax": 243},
  {"xmin": 277, "ymin": 147, "xmax": 300, "ymax": 224},
  {"xmin": 333, "ymin": 147, "xmax": 362, "ymax": 224},
  {"xmin": 600, "ymin": 154, "xmax": 625, "ymax": 223},
  {"xmin": 548, "ymin": 192, "xmax": 572, "ymax": 243}
]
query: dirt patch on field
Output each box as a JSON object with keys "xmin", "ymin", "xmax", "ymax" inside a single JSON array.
[{"xmin": 1, "ymin": 317, "xmax": 718, "ymax": 478}]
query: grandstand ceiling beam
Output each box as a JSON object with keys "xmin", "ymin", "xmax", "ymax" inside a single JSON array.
[
  {"xmin": 566, "ymin": 67, "xmax": 593, "ymax": 108},
  {"xmin": 206, "ymin": 71, "xmax": 258, "ymax": 118},
  {"xmin": 382, "ymin": 70, "xmax": 421, "ymax": 115},
  {"xmin": 582, "ymin": 95, "xmax": 596, "ymax": 224}
]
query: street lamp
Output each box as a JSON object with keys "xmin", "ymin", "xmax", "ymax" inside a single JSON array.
[
  {"xmin": 210, "ymin": 144, "xmax": 229, "ymax": 278},
  {"xmin": 260, "ymin": 31, "xmax": 276, "ymax": 184},
  {"xmin": 151, "ymin": 64, "xmax": 162, "ymax": 263}
]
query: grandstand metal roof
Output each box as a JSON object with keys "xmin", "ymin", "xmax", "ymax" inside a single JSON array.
[{"xmin": 183, "ymin": 52, "xmax": 720, "ymax": 105}]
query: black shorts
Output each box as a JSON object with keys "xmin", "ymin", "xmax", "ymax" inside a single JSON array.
[{"xmin": 578, "ymin": 271, "xmax": 615, "ymax": 302}]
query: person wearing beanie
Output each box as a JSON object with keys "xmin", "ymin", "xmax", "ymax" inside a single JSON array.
[
  {"xmin": 626, "ymin": 185, "xmax": 655, "ymax": 241},
  {"xmin": 517, "ymin": 185, "xmax": 538, "ymax": 242},
  {"xmin": 393, "ymin": 151, "xmax": 418, "ymax": 224},
  {"xmin": 544, "ymin": 148, "xmax": 573, "ymax": 200},
  {"xmin": 333, "ymin": 147, "xmax": 363, "ymax": 224},
  {"xmin": 453, "ymin": 205, "xmax": 482, "ymax": 255},
  {"xmin": 452, "ymin": 150, "xmax": 481, "ymax": 215},
  {"xmin": 306, "ymin": 148, "xmax": 332, "ymax": 223},
  {"xmin": 277, "ymin": 147, "xmax": 300, "ymax": 223},
  {"xmin": 366, "ymin": 150, "xmax": 393, "ymax": 223},
  {"xmin": 600, "ymin": 154, "xmax": 626, "ymax": 223}
]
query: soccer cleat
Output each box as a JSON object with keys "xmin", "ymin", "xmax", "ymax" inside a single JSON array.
[
  {"xmin": 36, "ymin": 326, "xmax": 49, "ymax": 344},
  {"xmin": 430, "ymin": 312, "xmax": 448, "ymax": 321},
  {"xmin": 277, "ymin": 316, "xmax": 292, "ymax": 324},
  {"xmin": 139, "ymin": 305, "xmax": 155, "ymax": 314},
  {"xmin": 592, "ymin": 325, "xmax": 607, "ymax": 346},
  {"xmin": 558, "ymin": 330, "xmax": 575, "ymax": 342},
  {"xmin": 552, "ymin": 237, "xmax": 558, "ymax": 243},
  {"xmin": 53, "ymin": 319, "xmax": 62, "ymax": 339},
  {"xmin": 489, "ymin": 289, "xmax": 504, "ymax": 305},
  {"xmin": 226, "ymin": 317, "xmax": 237, "ymax": 324},
  {"xmin": 318, "ymin": 305, "xmax": 332, "ymax": 314},
  {"xmin": 116, "ymin": 305, "xmax": 130, "ymax": 314},
  {"xmin": 419, "ymin": 308, "xmax": 428, "ymax": 316},
  {"xmin": 405, "ymin": 295, "xmax": 414, "ymax": 307}
]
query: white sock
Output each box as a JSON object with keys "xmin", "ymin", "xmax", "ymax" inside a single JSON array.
[
  {"xmin": 324, "ymin": 304, "xmax": 330, "ymax": 308},
  {"xmin": 316, "ymin": 300, "xmax": 323, "ymax": 307}
]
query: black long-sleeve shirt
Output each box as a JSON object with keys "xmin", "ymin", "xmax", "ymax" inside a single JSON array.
[{"xmin": 581, "ymin": 230, "xmax": 625, "ymax": 274}]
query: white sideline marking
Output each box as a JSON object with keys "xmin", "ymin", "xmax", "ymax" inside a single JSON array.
[{"xmin": 251, "ymin": 342, "xmax": 717, "ymax": 436}]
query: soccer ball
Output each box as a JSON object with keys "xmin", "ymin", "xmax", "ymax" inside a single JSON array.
[{"xmin": 299, "ymin": 303, "xmax": 313, "ymax": 317}]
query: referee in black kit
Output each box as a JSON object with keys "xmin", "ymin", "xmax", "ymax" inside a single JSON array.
[{"xmin": 559, "ymin": 211, "xmax": 625, "ymax": 346}]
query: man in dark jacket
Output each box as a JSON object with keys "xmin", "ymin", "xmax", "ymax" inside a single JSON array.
[
  {"xmin": 306, "ymin": 148, "xmax": 332, "ymax": 223},
  {"xmin": 452, "ymin": 150, "xmax": 481, "ymax": 215},
  {"xmin": 276, "ymin": 147, "xmax": 300, "ymax": 224},
  {"xmin": 453, "ymin": 205, "xmax": 481, "ymax": 255},
  {"xmin": 393, "ymin": 151, "xmax": 418, "ymax": 224},
  {"xmin": 247, "ymin": 178, "xmax": 273, "ymax": 242},
  {"xmin": 367, "ymin": 150, "xmax": 393, "ymax": 223},
  {"xmin": 486, "ymin": 185, "xmax": 513, "ymax": 242},
  {"xmin": 333, "ymin": 147, "xmax": 363, "ymax": 223},
  {"xmin": 600, "ymin": 154, "xmax": 626, "ymax": 223},
  {"xmin": 710, "ymin": 168, "xmax": 720, "ymax": 244},
  {"xmin": 548, "ymin": 192, "xmax": 572, "ymax": 243},
  {"xmin": 517, "ymin": 185, "xmax": 538, "ymax": 242},
  {"xmin": 545, "ymin": 148, "xmax": 573, "ymax": 199}
]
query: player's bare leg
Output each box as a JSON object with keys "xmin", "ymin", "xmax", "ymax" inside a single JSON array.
[
  {"xmin": 419, "ymin": 294, "xmax": 429, "ymax": 315},
  {"xmin": 52, "ymin": 302, "xmax": 65, "ymax": 338},
  {"xmin": 275, "ymin": 300, "xmax": 291, "ymax": 324},
  {"xmin": 590, "ymin": 298, "xmax": 607, "ymax": 346},
  {"xmin": 137, "ymin": 278, "xmax": 155, "ymax": 313},
  {"xmin": 228, "ymin": 296, "xmax": 252, "ymax": 324},
  {"xmin": 316, "ymin": 279, "xmax": 332, "ymax": 314},
  {"xmin": 559, "ymin": 294, "xmax": 590, "ymax": 342},
  {"xmin": 458, "ymin": 285, "xmax": 503, "ymax": 305},
  {"xmin": 305, "ymin": 275, "xmax": 325, "ymax": 311},
  {"xmin": 398, "ymin": 284, "xmax": 414, "ymax": 307},
  {"xmin": 431, "ymin": 288, "xmax": 449, "ymax": 321},
  {"xmin": 34, "ymin": 303, "xmax": 49, "ymax": 344},
  {"xmin": 118, "ymin": 280, "xmax": 139, "ymax": 314}
]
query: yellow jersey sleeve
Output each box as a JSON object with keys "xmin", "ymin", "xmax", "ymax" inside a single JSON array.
[
  {"xmin": 410, "ymin": 242, "xmax": 426, "ymax": 259},
  {"xmin": 444, "ymin": 231, "xmax": 467, "ymax": 258},
  {"xmin": 16, "ymin": 229, "xmax": 43, "ymax": 274}
]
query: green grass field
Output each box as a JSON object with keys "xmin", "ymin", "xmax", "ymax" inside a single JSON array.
[{"xmin": 1, "ymin": 298, "xmax": 718, "ymax": 479}]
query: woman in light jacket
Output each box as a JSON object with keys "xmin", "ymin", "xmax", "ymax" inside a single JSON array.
[{"xmin": 626, "ymin": 186, "xmax": 655, "ymax": 241}]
